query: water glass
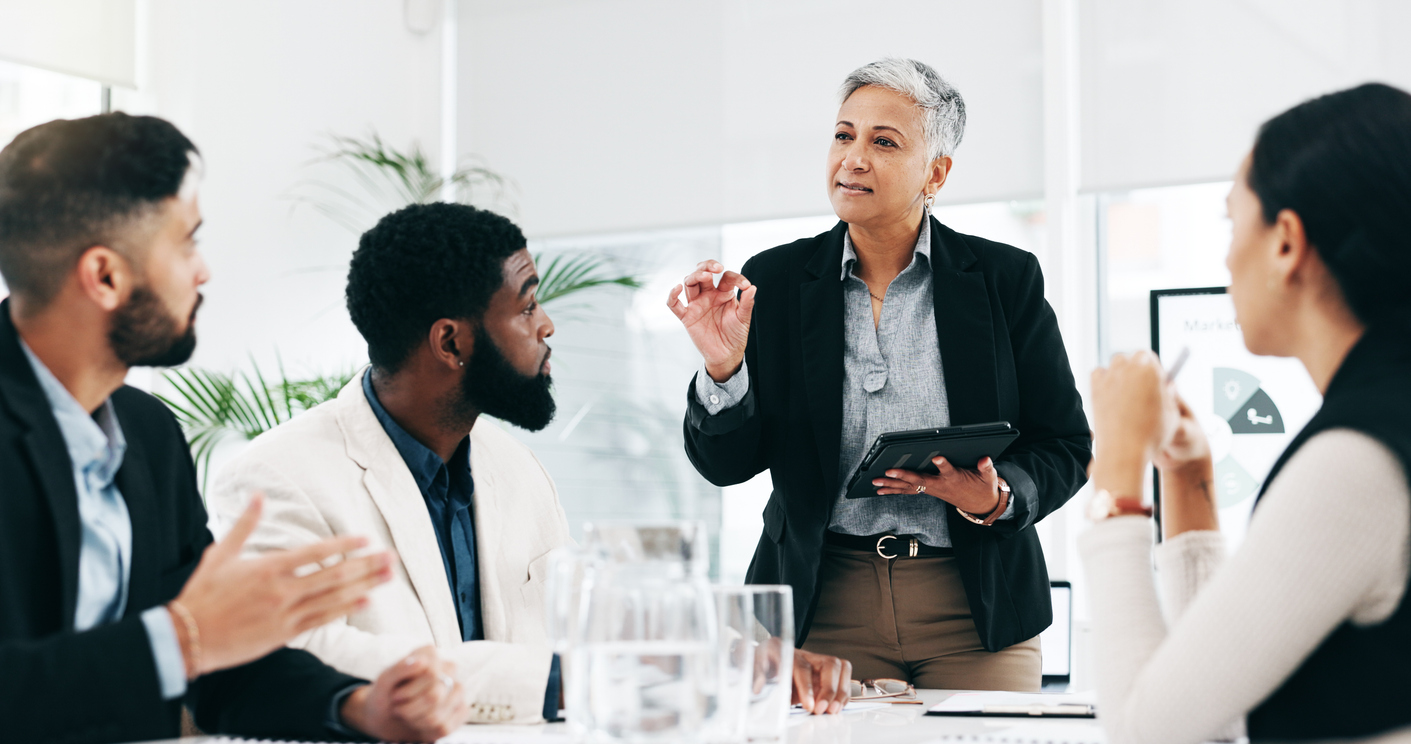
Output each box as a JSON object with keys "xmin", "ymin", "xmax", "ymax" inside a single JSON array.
[
  {"xmin": 705, "ymin": 587, "xmax": 757, "ymax": 743},
  {"xmin": 742, "ymin": 586, "xmax": 794, "ymax": 742}
]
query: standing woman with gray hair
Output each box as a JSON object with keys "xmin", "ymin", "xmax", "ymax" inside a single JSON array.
[{"xmin": 668, "ymin": 58, "xmax": 1091, "ymax": 694}]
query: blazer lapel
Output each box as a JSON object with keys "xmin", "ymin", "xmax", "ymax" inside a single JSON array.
[
  {"xmin": 334, "ymin": 379, "xmax": 463, "ymax": 647},
  {"xmin": 799, "ymin": 222, "xmax": 848, "ymax": 496},
  {"xmin": 467, "ymin": 426, "xmax": 506, "ymax": 642},
  {"xmin": 0, "ymin": 303, "xmax": 83, "ymax": 628},
  {"xmin": 930, "ymin": 219, "xmax": 1000, "ymax": 424}
]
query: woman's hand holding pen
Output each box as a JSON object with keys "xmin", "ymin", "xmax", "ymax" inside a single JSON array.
[
  {"xmin": 1088, "ymin": 350, "xmax": 1180, "ymax": 496},
  {"xmin": 667, "ymin": 260, "xmax": 758, "ymax": 382},
  {"xmin": 872, "ymin": 455, "xmax": 1003, "ymax": 515},
  {"xmin": 1085, "ymin": 350, "xmax": 1221, "ymax": 536}
]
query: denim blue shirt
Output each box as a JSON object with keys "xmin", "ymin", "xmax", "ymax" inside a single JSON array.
[{"xmin": 19, "ymin": 341, "xmax": 188, "ymax": 700}]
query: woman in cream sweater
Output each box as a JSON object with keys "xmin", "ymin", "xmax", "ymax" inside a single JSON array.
[{"xmin": 1082, "ymin": 83, "xmax": 1411, "ymax": 743}]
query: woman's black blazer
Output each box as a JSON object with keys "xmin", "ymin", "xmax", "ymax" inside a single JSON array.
[{"xmin": 683, "ymin": 217, "xmax": 1091, "ymax": 652}]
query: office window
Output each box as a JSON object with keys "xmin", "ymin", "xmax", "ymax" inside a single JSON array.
[
  {"xmin": 0, "ymin": 59, "xmax": 104, "ymax": 149},
  {"xmin": 1098, "ymin": 181, "xmax": 1233, "ymax": 359},
  {"xmin": 510, "ymin": 226, "xmax": 726, "ymax": 574}
]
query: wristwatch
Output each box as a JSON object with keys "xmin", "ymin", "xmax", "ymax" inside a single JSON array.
[
  {"xmin": 1086, "ymin": 489, "xmax": 1153, "ymax": 522},
  {"xmin": 959, "ymin": 477, "xmax": 1011, "ymax": 526}
]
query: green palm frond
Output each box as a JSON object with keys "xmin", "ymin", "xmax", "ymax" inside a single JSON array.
[
  {"xmin": 157, "ymin": 361, "xmax": 359, "ymax": 496},
  {"xmin": 533, "ymin": 251, "xmax": 643, "ymax": 307},
  {"xmin": 291, "ymin": 133, "xmax": 511, "ymax": 234}
]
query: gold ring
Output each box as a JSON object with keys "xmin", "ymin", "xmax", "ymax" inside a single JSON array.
[{"xmin": 916, "ymin": 485, "xmax": 926, "ymax": 494}]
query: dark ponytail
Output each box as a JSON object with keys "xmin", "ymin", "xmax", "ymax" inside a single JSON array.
[{"xmin": 1247, "ymin": 83, "xmax": 1411, "ymax": 327}]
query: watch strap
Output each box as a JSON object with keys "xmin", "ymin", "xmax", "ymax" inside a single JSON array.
[{"xmin": 959, "ymin": 477, "xmax": 1011, "ymax": 526}]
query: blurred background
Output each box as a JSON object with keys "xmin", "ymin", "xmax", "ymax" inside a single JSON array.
[{"xmin": 3, "ymin": 0, "xmax": 1409, "ymax": 686}]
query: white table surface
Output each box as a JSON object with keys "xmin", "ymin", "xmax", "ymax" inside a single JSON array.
[{"xmin": 137, "ymin": 690, "xmax": 1106, "ymax": 744}]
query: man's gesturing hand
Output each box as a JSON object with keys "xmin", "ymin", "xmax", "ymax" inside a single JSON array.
[
  {"xmin": 170, "ymin": 493, "xmax": 394, "ymax": 677},
  {"xmin": 666, "ymin": 260, "xmax": 757, "ymax": 383},
  {"xmin": 792, "ymin": 648, "xmax": 852, "ymax": 715},
  {"xmin": 341, "ymin": 647, "xmax": 470, "ymax": 742}
]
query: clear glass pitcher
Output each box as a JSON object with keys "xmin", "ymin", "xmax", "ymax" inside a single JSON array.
[{"xmin": 551, "ymin": 520, "xmax": 719, "ymax": 744}]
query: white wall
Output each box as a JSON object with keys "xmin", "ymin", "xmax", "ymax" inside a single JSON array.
[
  {"xmin": 1080, "ymin": 0, "xmax": 1411, "ymax": 192},
  {"xmin": 114, "ymin": 0, "xmax": 446, "ymax": 377},
  {"xmin": 459, "ymin": 0, "xmax": 1045, "ymax": 238}
]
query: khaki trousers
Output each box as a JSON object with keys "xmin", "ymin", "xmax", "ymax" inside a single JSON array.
[{"xmin": 801, "ymin": 543, "xmax": 1042, "ymax": 691}]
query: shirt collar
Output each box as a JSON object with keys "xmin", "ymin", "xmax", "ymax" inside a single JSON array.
[
  {"xmin": 840, "ymin": 215, "xmax": 933, "ymax": 280},
  {"xmin": 361, "ymin": 368, "xmax": 467, "ymax": 495},
  {"xmin": 19, "ymin": 338, "xmax": 126, "ymax": 484}
]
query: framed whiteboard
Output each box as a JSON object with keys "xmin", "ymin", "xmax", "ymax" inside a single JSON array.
[{"xmin": 1150, "ymin": 287, "xmax": 1323, "ymax": 549}]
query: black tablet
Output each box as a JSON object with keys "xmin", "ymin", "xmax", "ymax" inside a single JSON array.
[{"xmin": 843, "ymin": 421, "xmax": 1020, "ymax": 500}]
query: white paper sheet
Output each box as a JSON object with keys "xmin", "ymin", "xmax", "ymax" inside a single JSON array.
[{"xmin": 929, "ymin": 690, "xmax": 1097, "ymax": 714}]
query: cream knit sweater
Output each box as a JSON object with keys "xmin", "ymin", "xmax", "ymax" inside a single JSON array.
[{"xmin": 1079, "ymin": 429, "xmax": 1411, "ymax": 744}]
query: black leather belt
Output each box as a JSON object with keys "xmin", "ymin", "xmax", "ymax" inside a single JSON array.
[{"xmin": 825, "ymin": 530, "xmax": 954, "ymax": 559}]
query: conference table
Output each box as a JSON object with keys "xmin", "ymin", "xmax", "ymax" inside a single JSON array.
[{"xmin": 138, "ymin": 690, "xmax": 1106, "ymax": 744}]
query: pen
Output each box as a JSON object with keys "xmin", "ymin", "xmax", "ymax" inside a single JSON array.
[{"xmin": 1165, "ymin": 346, "xmax": 1190, "ymax": 384}]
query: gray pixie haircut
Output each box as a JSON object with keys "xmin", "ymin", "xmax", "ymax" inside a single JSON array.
[{"xmin": 840, "ymin": 58, "xmax": 966, "ymax": 161}]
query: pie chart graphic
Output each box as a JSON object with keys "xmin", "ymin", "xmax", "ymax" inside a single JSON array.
[
  {"xmin": 1213, "ymin": 368, "xmax": 1285, "ymax": 434},
  {"xmin": 1213, "ymin": 455, "xmax": 1259, "ymax": 508}
]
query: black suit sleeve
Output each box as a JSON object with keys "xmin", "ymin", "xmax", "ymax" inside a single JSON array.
[
  {"xmin": 986, "ymin": 253, "xmax": 1092, "ymax": 538},
  {"xmin": 192, "ymin": 649, "xmax": 367, "ymax": 741},
  {"xmin": 148, "ymin": 405, "xmax": 370, "ymax": 741},
  {"xmin": 0, "ymin": 615, "xmax": 176, "ymax": 743},
  {"xmin": 682, "ymin": 256, "xmax": 770, "ymax": 487}
]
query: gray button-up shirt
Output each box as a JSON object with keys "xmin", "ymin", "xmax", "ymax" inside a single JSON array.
[{"xmin": 696, "ymin": 218, "xmax": 1011, "ymax": 546}]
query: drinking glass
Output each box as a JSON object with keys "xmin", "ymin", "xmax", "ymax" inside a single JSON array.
[
  {"xmin": 704, "ymin": 587, "xmax": 757, "ymax": 743},
  {"xmin": 742, "ymin": 586, "xmax": 794, "ymax": 742}
]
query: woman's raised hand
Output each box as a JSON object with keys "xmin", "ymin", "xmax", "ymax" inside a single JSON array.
[
  {"xmin": 1153, "ymin": 394, "xmax": 1212, "ymax": 473},
  {"xmin": 667, "ymin": 260, "xmax": 757, "ymax": 382},
  {"xmin": 1089, "ymin": 350, "xmax": 1181, "ymax": 494}
]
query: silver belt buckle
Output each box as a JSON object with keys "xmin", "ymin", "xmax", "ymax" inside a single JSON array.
[{"xmin": 876, "ymin": 535, "xmax": 920, "ymax": 559}]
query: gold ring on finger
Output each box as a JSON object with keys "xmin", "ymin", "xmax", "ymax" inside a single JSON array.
[{"xmin": 916, "ymin": 485, "xmax": 925, "ymax": 494}]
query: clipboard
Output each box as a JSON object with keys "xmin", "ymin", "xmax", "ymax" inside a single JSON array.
[
  {"xmin": 843, "ymin": 421, "xmax": 1020, "ymax": 500},
  {"xmin": 926, "ymin": 704, "xmax": 1096, "ymax": 719},
  {"xmin": 925, "ymin": 691, "xmax": 1096, "ymax": 719}
]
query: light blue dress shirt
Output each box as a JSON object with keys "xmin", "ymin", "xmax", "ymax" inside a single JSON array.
[{"xmin": 20, "ymin": 341, "xmax": 188, "ymax": 700}]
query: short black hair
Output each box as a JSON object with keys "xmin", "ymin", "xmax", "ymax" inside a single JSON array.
[
  {"xmin": 0, "ymin": 113, "xmax": 198, "ymax": 306},
  {"xmin": 1249, "ymin": 82, "xmax": 1411, "ymax": 326},
  {"xmin": 346, "ymin": 202, "xmax": 527, "ymax": 372}
]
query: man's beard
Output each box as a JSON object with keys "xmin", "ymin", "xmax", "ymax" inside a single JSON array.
[
  {"xmin": 448, "ymin": 327, "xmax": 555, "ymax": 432},
  {"xmin": 108, "ymin": 287, "xmax": 201, "ymax": 368}
]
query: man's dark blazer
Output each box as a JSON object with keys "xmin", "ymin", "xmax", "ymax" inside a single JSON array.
[
  {"xmin": 684, "ymin": 218, "xmax": 1091, "ymax": 652},
  {"xmin": 0, "ymin": 301, "xmax": 366, "ymax": 744}
]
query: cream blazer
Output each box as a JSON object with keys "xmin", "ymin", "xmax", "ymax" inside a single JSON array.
[{"xmin": 209, "ymin": 374, "xmax": 572, "ymax": 724}]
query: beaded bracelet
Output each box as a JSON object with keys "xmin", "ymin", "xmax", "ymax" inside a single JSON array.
[{"xmin": 168, "ymin": 599, "xmax": 202, "ymax": 679}]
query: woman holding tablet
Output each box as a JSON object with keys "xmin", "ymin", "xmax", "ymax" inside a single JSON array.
[
  {"xmin": 668, "ymin": 58, "xmax": 1090, "ymax": 695},
  {"xmin": 1084, "ymin": 83, "xmax": 1411, "ymax": 743}
]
